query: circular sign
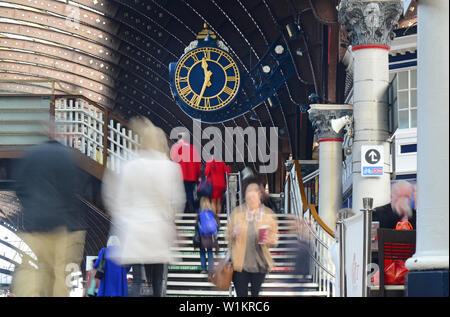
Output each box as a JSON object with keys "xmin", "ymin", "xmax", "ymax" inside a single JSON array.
[{"xmin": 365, "ymin": 149, "xmax": 381, "ymax": 164}]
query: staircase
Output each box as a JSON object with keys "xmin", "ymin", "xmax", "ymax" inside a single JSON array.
[{"xmin": 167, "ymin": 212, "xmax": 328, "ymax": 297}]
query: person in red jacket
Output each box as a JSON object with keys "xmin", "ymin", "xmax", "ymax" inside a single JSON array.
[
  {"xmin": 205, "ymin": 158, "xmax": 231, "ymax": 215},
  {"xmin": 171, "ymin": 133, "xmax": 201, "ymax": 213}
]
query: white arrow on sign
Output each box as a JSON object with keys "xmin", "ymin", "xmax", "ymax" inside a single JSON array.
[{"xmin": 368, "ymin": 151, "xmax": 378, "ymax": 162}]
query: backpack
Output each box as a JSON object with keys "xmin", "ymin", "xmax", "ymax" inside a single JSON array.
[{"xmin": 198, "ymin": 209, "xmax": 218, "ymax": 236}]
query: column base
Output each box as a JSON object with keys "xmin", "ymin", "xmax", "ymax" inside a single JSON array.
[{"xmin": 405, "ymin": 270, "xmax": 449, "ymax": 297}]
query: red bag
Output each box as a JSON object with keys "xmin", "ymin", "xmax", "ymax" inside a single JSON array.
[{"xmin": 384, "ymin": 259, "xmax": 409, "ymax": 285}]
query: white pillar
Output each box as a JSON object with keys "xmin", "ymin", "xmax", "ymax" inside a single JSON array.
[
  {"xmin": 318, "ymin": 140, "xmax": 343, "ymax": 229},
  {"xmin": 339, "ymin": 0, "xmax": 403, "ymax": 212},
  {"xmin": 352, "ymin": 47, "xmax": 391, "ymax": 212},
  {"xmin": 405, "ymin": 0, "xmax": 449, "ymax": 271},
  {"xmin": 308, "ymin": 104, "xmax": 353, "ymax": 229}
]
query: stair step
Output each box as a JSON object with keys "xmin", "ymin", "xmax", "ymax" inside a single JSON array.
[
  {"xmin": 166, "ymin": 290, "xmax": 229, "ymax": 296},
  {"xmin": 175, "ymin": 236, "xmax": 297, "ymax": 245},
  {"xmin": 167, "ymin": 281, "xmax": 317, "ymax": 288},
  {"xmin": 259, "ymin": 290, "xmax": 328, "ymax": 297},
  {"xmin": 169, "ymin": 261, "xmax": 296, "ymax": 266},
  {"xmin": 167, "ymin": 273, "xmax": 312, "ymax": 279},
  {"xmin": 172, "ymin": 254, "xmax": 297, "ymax": 259},
  {"xmin": 176, "ymin": 226, "xmax": 297, "ymax": 231},
  {"xmin": 175, "ymin": 233, "xmax": 298, "ymax": 238},
  {"xmin": 166, "ymin": 290, "xmax": 327, "ymax": 297},
  {"xmin": 170, "ymin": 247, "xmax": 299, "ymax": 252},
  {"xmin": 175, "ymin": 213, "xmax": 297, "ymax": 219}
]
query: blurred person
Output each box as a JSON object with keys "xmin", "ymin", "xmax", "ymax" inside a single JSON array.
[
  {"xmin": 204, "ymin": 157, "xmax": 231, "ymax": 215},
  {"xmin": 195, "ymin": 197, "xmax": 220, "ymax": 275},
  {"xmin": 226, "ymin": 176, "xmax": 278, "ymax": 297},
  {"xmin": 84, "ymin": 259, "xmax": 99, "ymax": 297},
  {"xmin": 373, "ymin": 180, "xmax": 417, "ymax": 230},
  {"xmin": 103, "ymin": 117, "xmax": 185, "ymax": 297},
  {"xmin": 95, "ymin": 236, "xmax": 129, "ymax": 297},
  {"xmin": 171, "ymin": 132, "xmax": 201, "ymax": 213},
  {"xmin": 11, "ymin": 120, "xmax": 85, "ymax": 297}
]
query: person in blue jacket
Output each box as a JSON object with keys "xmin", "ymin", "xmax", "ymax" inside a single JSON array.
[{"xmin": 95, "ymin": 236, "xmax": 129, "ymax": 297}]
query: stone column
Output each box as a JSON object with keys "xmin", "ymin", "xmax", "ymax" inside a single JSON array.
[
  {"xmin": 338, "ymin": 0, "xmax": 403, "ymax": 213},
  {"xmin": 404, "ymin": 0, "xmax": 449, "ymax": 297},
  {"xmin": 308, "ymin": 104, "xmax": 353, "ymax": 229}
]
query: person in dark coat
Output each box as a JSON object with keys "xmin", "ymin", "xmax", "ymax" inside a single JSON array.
[
  {"xmin": 11, "ymin": 123, "xmax": 85, "ymax": 297},
  {"xmin": 373, "ymin": 180, "xmax": 416, "ymax": 229}
]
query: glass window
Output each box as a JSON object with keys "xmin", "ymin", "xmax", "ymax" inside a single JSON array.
[
  {"xmin": 398, "ymin": 110, "xmax": 409, "ymax": 129},
  {"xmin": 411, "ymin": 109, "xmax": 417, "ymax": 128},
  {"xmin": 410, "ymin": 90, "xmax": 417, "ymax": 109},
  {"xmin": 390, "ymin": 67, "xmax": 418, "ymax": 129},
  {"xmin": 398, "ymin": 91, "xmax": 409, "ymax": 109},
  {"xmin": 401, "ymin": 144, "xmax": 417, "ymax": 154},
  {"xmin": 410, "ymin": 69, "xmax": 417, "ymax": 89},
  {"xmin": 398, "ymin": 71, "xmax": 408, "ymax": 90}
]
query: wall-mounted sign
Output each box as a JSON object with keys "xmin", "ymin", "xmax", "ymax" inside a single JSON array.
[{"xmin": 361, "ymin": 145, "xmax": 384, "ymax": 177}]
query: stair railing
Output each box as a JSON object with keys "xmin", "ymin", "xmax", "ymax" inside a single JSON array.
[
  {"xmin": 53, "ymin": 95, "xmax": 140, "ymax": 174},
  {"xmin": 285, "ymin": 160, "xmax": 336, "ymax": 297}
]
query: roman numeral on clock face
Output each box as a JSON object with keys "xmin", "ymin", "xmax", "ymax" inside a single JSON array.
[
  {"xmin": 222, "ymin": 86, "xmax": 234, "ymax": 96},
  {"xmin": 190, "ymin": 94, "xmax": 200, "ymax": 106},
  {"xmin": 179, "ymin": 85, "xmax": 191, "ymax": 97},
  {"xmin": 203, "ymin": 98, "xmax": 210, "ymax": 108},
  {"xmin": 204, "ymin": 50, "xmax": 211, "ymax": 60},
  {"xmin": 191, "ymin": 54, "xmax": 199, "ymax": 62},
  {"xmin": 178, "ymin": 76, "xmax": 188, "ymax": 83},
  {"xmin": 227, "ymin": 76, "xmax": 236, "ymax": 82}
]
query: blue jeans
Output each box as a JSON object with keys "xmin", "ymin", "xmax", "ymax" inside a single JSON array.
[{"xmin": 199, "ymin": 248, "xmax": 214, "ymax": 272}]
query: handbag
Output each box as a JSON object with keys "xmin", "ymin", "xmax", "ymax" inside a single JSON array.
[
  {"xmin": 210, "ymin": 252, "xmax": 233, "ymax": 290},
  {"xmin": 197, "ymin": 178, "xmax": 213, "ymax": 197},
  {"xmin": 94, "ymin": 248, "xmax": 106, "ymax": 280}
]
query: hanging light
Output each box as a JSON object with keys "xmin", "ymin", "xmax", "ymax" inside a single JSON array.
[
  {"xmin": 262, "ymin": 65, "xmax": 271, "ymax": 74},
  {"xmin": 274, "ymin": 45, "xmax": 284, "ymax": 55},
  {"xmin": 296, "ymin": 48, "xmax": 304, "ymax": 56}
]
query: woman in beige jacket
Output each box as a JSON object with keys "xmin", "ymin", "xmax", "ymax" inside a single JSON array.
[{"xmin": 226, "ymin": 176, "xmax": 278, "ymax": 297}]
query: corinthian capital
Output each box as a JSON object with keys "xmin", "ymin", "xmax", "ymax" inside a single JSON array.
[
  {"xmin": 338, "ymin": 0, "xmax": 403, "ymax": 47},
  {"xmin": 308, "ymin": 104, "xmax": 353, "ymax": 140}
]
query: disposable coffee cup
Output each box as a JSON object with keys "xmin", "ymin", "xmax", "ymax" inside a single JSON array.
[{"xmin": 258, "ymin": 226, "xmax": 270, "ymax": 244}]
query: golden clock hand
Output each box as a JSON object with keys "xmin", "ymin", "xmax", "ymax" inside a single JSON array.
[{"xmin": 197, "ymin": 60, "xmax": 212, "ymax": 107}]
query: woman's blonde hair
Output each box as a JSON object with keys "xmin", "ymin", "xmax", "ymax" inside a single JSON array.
[
  {"xmin": 130, "ymin": 116, "xmax": 169, "ymax": 156},
  {"xmin": 200, "ymin": 196, "xmax": 212, "ymax": 211}
]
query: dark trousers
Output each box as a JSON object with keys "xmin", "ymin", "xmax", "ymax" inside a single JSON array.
[
  {"xmin": 184, "ymin": 181, "xmax": 196, "ymax": 213},
  {"xmin": 131, "ymin": 263, "xmax": 165, "ymax": 297},
  {"xmin": 232, "ymin": 271, "xmax": 266, "ymax": 297}
]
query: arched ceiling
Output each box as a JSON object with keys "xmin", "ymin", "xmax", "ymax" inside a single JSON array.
[{"xmin": 0, "ymin": 0, "xmax": 337, "ymax": 178}]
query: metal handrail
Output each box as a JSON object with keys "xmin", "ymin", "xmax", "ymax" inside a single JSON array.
[
  {"xmin": 285, "ymin": 159, "xmax": 336, "ymax": 296},
  {"xmin": 303, "ymin": 169, "xmax": 320, "ymax": 184}
]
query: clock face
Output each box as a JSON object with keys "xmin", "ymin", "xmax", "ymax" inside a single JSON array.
[{"xmin": 174, "ymin": 47, "xmax": 240, "ymax": 111}]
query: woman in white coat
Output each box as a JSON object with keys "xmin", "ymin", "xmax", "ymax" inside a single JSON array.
[{"xmin": 102, "ymin": 117, "xmax": 186, "ymax": 297}]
